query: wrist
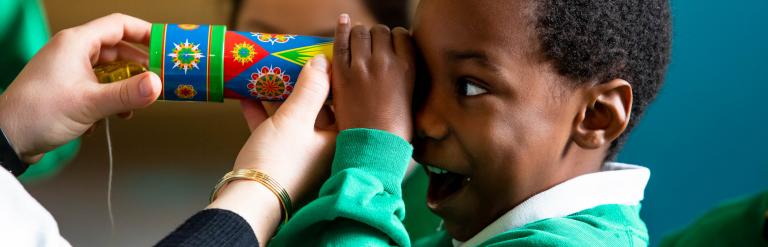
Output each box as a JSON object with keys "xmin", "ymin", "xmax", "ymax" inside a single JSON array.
[
  {"xmin": 333, "ymin": 128, "xmax": 413, "ymax": 181},
  {"xmin": 207, "ymin": 180, "xmax": 282, "ymax": 242},
  {"xmin": 339, "ymin": 124, "xmax": 411, "ymax": 142}
]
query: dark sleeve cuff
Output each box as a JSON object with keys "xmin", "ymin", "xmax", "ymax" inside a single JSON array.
[
  {"xmin": 156, "ymin": 209, "xmax": 259, "ymax": 247},
  {"xmin": 0, "ymin": 127, "xmax": 28, "ymax": 177}
]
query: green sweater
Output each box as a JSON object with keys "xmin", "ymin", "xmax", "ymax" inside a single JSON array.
[
  {"xmin": 270, "ymin": 129, "xmax": 649, "ymax": 246},
  {"xmin": 660, "ymin": 191, "xmax": 768, "ymax": 247}
]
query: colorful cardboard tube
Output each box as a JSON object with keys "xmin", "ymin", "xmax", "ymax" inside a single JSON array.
[{"xmin": 148, "ymin": 23, "xmax": 334, "ymax": 102}]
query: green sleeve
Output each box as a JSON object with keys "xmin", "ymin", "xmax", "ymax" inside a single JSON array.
[{"xmin": 270, "ymin": 128, "xmax": 414, "ymax": 247}]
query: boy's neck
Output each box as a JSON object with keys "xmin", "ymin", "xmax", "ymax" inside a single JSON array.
[
  {"xmin": 563, "ymin": 146, "xmax": 610, "ymax": 176},
  {"xmin": 543, "ymin": 146, "xmax": 610, "ymax": 192}
]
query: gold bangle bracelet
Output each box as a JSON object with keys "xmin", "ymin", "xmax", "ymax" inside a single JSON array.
[{"xmin": 210, "ymin": 169, "xmax": 293, "ymax": 224}]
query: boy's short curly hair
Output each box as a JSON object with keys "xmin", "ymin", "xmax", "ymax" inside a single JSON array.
[{"xmin": 534, "ymin": 0, "xmax": 672, "ymax": 160}]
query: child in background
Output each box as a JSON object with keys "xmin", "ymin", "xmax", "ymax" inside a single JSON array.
[{"xmin": 271, "ymin": 0, "xmax": 671, "ymax": 246}]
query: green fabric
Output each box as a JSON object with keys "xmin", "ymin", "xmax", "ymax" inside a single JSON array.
[
  {"xmin": 660, "ymin": 191, "xmax": 768, "ymax": 247},
  {"xmin": 403, "ymin": 167, "xmax": 443, "ymax": 240},
  {"xmin": 0, "ymin": 0, "xmax": 49, "ymax": 89},
  {"xmin": 414, "ymin": 205, "xmax": 648, "ymax": 247},
  {"xmin": 269, "ymin": 128, "xmax": 650, "ymax": 247},
  {"xmin": 270, "ymin": 128, "xmax": 414, "ymax": 246},
  {"xmin": 475, "ymin": 204, "xmax": 648, "ymax": 247},
  {"xmin": 0, "ymin": 0, "xmax": 80, "ymax": 182}
]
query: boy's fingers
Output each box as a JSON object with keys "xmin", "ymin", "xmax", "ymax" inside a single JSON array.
[
  {"xmin": 334, "ymin": 14, "xmax": 351, "ymax": 68},
  {"xmin": 275, "ymin": 55, "xmax": 330, "ymax": 125},
  {"xmin": 393, "ymin": 27, "xmax": 415, "ymax": 62},
  {"xmin": 371, "ymin": 25, "xmax": 393, "ymax": 56},
  {"xmin": 91, "ymin": 72, "xmax": 160, "ymax": 120},
  {"xmin": 350, "ymin": 25, "xmax": 372, "ymax": 64},
  {"xmin": 241, "ymin": 100, "xmax": 269, "ymax": 132}
]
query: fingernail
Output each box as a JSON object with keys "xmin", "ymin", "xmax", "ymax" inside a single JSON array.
[
  {"xmin": 311, "ymin": 54, "xmax": 328, "ymax": 69},
  {"xmin": 139, "ymin": 74, "xmax": 152, "ymax": 97},
  {"xmin": 339, "ymin": 14, "xmax": 349, "ymax": 24}
]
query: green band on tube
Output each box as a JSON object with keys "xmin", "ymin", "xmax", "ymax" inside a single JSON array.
[
  {"xmin": 149, "ymin": 23, "xmax": 166, "ymax": 100},
  {"xmin": 208, "ymin": 25, "xmax": 226, "ymax": 102}
]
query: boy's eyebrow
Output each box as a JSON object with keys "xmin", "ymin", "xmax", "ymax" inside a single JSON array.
[{"xmin": 446, "ymin": 50, "xmax": 502, "ymax": 73}]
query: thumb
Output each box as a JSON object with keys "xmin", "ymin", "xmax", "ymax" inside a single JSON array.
[
  {"xmin": 94, "ymin": 72, "xmax": 161, "ymax": 118},
  {"xmin": 274, "ymin": 55, "xmax": 330, "ymax": 125}
]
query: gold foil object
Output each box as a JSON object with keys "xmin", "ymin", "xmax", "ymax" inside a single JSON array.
[{"xmin": 93, "ymin": 61, "xmax": 147, "ymax": 83}]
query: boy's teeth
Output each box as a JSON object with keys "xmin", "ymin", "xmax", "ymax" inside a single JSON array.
[{"xmin": 427, "ymin": 165, "xmax": 449, "ymax": 175}]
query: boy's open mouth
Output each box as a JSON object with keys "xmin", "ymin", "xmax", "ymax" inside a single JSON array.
[{"xmin": 424, "ymin": 164, "xmax": 469, "ymax": 208}]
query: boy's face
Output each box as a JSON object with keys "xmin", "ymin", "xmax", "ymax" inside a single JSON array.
[
  {"xmin": 235, "ymin": 0, "xmax": 376, "ymax": 35},
  {"xmin": 412, "ymin": 0, "xmax": 592, "ymax": 240}
]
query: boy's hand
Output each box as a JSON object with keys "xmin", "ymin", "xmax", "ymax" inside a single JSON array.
[{"xmin": 331, "ymin": 14, "xmax": 416, "ymax": 141}]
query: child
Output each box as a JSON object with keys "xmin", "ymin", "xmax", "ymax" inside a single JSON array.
[{"xmin": 271, "ymin": 0, "xmax": 671, "ymax": 246}]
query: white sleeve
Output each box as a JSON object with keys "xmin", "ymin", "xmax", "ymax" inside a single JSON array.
[{"xmin": 0, "ymin": 169, "xmax": 71, "ymax": 247}]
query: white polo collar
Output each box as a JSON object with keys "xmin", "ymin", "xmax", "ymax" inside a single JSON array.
[{"xmin": 453, "ymin": 162, "xmax": 650, "ymax": 247}]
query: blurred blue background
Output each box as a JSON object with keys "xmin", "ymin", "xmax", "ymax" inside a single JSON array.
[{"xmin": 617, "ymin": 0, "xmax": 768, "ymax": 245}]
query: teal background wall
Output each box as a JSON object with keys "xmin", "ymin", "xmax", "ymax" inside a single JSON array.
[{"xmin": 617, "ymin": 0, "xmax": 768, "ymax": 245}]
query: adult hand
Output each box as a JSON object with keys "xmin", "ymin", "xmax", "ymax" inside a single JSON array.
[
  {"xmin": 331, "ymin": 14, "xmax": 416, "ymax": 141},
  {"xmin": 0, "ymin": 13, "xmax": 162, "ymax": 163},
  {"xmin": 208, "ymin": 54, "xmax": 336, "ymax": 244}
]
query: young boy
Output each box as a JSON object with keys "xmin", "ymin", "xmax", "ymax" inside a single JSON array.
[{"xmin": 271, "ymin": 0, "xmax": 671, "ymax": 246}]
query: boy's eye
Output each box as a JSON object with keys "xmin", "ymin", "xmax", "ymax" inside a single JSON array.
[{"xmin": 457, "ymin": 77, "xmax": 488, "ymax": 97}]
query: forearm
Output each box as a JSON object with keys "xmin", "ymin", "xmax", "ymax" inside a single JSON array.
[
  {"xmin": 156, "ymin": 208, "xmax": 259, "ymax": 247},
  {"xmin": 271, "ymin": 128, "xmax": 414, "ymax": 246},
  {"xmin": 206, "ymin": 180, "xmax": 282, "ymax": 246},
  {"xmin": 159, "ymin": 180, "xmax": 283, "ymax": 247}
]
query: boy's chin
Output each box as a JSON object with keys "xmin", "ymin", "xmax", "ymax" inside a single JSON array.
[{"xmin": 443, "ymin": 219, "xmax": 482, "ymax": 242}]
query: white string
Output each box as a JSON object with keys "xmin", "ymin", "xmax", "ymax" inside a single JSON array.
[{"xmin": 105, "ymin": 117, "xmax": 115, "ymax": 234}]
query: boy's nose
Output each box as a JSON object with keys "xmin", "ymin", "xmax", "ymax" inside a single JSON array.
[{"xmin": 415, "ymin": 101, "xmax": 449, "ymax": 142}]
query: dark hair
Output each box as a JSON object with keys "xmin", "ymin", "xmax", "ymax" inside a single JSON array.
[
  {"xmin": 361, "ymin": 0, "xmax": 411, "ymax": 28},
  {"xmin": 533, "ymin": 0, "xmax": 672, "ymax": 160},
  {"xmin": 229, "ymin": 0, "xmax": 411, "ymax": 28}
]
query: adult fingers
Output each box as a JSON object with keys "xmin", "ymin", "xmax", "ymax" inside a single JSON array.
[
  {"xmin": 69, "ymin": 13, "xmax": 151, "ymax": 64},
  {"xmin": 274, "ymin": 55, "xmax": 330, "ymax": 126},
  {"xmin": 97, "ymin": 41, "xmax": 149, "ymax": 65},
  {"xmin": 117, "ymin": 111, "xmax": 134, "ymax": 120},
  {"xmin": 315, "ymin": 105, "xmax": 336, "ymax": 130},
  {"xmin": 241, "ymin": 100, "xmax": 269, "ymax": 132},
  {"xmin": 90, "ymin": 72, "xmax": 161, "ymax": 119},
  {"xmin": 261, "ymin": 101, "xmax": 282, "ymax": 116}
]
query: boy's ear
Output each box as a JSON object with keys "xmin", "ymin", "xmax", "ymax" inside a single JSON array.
[{"xmin": 572, "ymin": 79, "xmax": 633, "ymax": 150}]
